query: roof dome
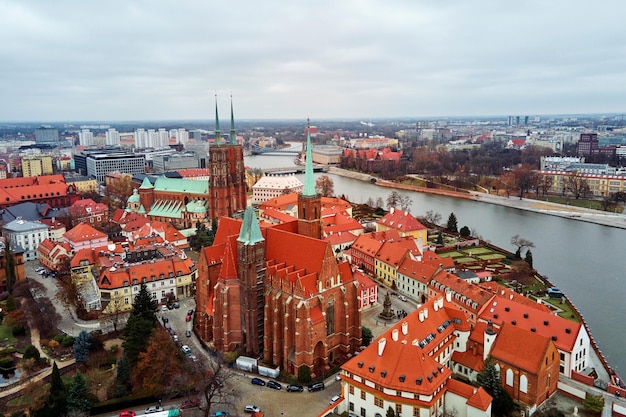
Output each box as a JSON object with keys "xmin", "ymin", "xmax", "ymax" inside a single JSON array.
[{"xmin": 127, "ymin": 188, "xmax": 140, "ymax": 203}]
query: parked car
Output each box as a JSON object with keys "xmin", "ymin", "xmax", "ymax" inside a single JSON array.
[
  {"xmin": 173, "ymin": 302, "xmax": 180, "ymax": 309},
  {"xmin": 188, "ymin": 309, "xmax": 194, "ymax": 316},
  {"xmin": 118, "ymin": 412, "xmax": 136, "ymax": 417},
  {"xmin": 181, "ymin": 345, "xmax": 192, "ymax": 355},
  {"xmin": 181, "ymin": 397, "xmax": 200, "ymax": 409},
  {"xmin": 244, "ymin": 405, "xmax": 261, "ymax": 413},
  {"xmin": 189, "ymin": 354, "xmax": 198, "ymax": 362},
  {"xmin": 186, "ymin": 314, "xmax": 192, "ymax": 322},
  {"xmin": 267, "ymin": 380, "xmax": 282, "ymax": 390},
  {"xmin": 398, "ymin": 295, "xmax": 407, "ymax": 302},
  {"xmin": 308, "ymin": 381, "xmax": 325, "ymax": 392},
  {"xmin": 167, "ymin": 303, "xmax": 175, "ymax": 310},
  {"xmin": 185, "ymin": 329, "xmax": 192, "ymax": 337},
  {"xmin": 145, "ymin": 405, "xmax": 164, "ymax": 414},
  {"xmin": 250, "ymin": 377, "xmax": 265, "ymax": 386},
  {"xmin": 162, "ymin": 316, "xmax": 169, "ymax": 323},
  {"xmin": 211, "ymin": 412, "xmax": 230, "ymax": 417},
  {"xmin": 160, "ymin": 305, "xmax": 168, "ymax": 311},
  {"xmin": 173, "ymin": 335, "xmax": 179, "ymax": 343},
  {"xmin": 286, "ymin": 384, "xmax": 304, "ymax": 392},
  {"xmin": 330, "ymin": 394, "xmax": 341, "ymax": 404}
]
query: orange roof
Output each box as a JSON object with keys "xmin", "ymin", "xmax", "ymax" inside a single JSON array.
[
  {"xmin": 478, "ymin": 282, "xmax": 551, "ymax": 313},
  {"xmin": 478, "ymin": 295, "xmax": 582, "ymax": 352},
  {"xmin": 325, "ymin": 232, "xmax": 357, "ymax": 245},
  {"xmin": 451, "ymin": 349, "xmax": 485, "ymax": 373},
  {"xmin": 397, "ymin": 258, "xmax": 438, "ymax": 284},
  {"xmin": 375, "ymin": 239, "xmax": 419, "ymax": 268},
  {"xmin": 63, "ymin": 222, "xmax": 107, "ymax": 243},
  {"xmin": 446, "ymin": 379, "xmax": 492, "ymax": 411},
  {"xmin": 71, "ymin": 198, "xmax": 107, "ymax": 212},
  {"xmin": 490, "ymin": 322, "xmax": 552, "ymax": 373},
  {"xmin": 177, "ymin": 168, "xmax": 209, "ymax": 178},
  {"xmin": 354, "ymin": 269, "xmax": 377, "ymax": 291},
  {"xmin": 377, "ymin": 208, "xmax": 426, "ymax": 232},
  {"xmin": 259, "ymin": 207, "xmax": 296, "ymax": 224},
  {"xmin": 430, "ymin": 273, "xmax": 496, "ymax": 314}
]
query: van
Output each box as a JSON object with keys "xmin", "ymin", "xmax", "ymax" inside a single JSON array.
[
  {"xmin": 308, "ymin": 381, "xmax": 325, "ymax": 392},
  {"xmin": 547, "ymin": 287, "xmax": 564, "ymax": 299}
]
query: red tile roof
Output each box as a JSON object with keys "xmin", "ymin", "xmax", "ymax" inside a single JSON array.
[
  {"xmin": 490, "ymin": 322, "xmax": 552, "ymax": 373},
  {"xmin": 446, "ymin": 379, "xmax": 492, "ymax": 411},
  {"xmin": 377, "ymin": 208, "xmax": 426, "ymax": 233},
  {"xmin": 63, "ymin": 222, "xmax": 107, "ymax": 243},
  {"xmin": 478, "ymin": 295, "xmax": 582, "ymax": 352}
]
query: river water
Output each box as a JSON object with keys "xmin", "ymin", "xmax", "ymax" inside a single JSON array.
[{"xmin": 245, "ymin": 150, "xmax": 626, "ymax": 376}]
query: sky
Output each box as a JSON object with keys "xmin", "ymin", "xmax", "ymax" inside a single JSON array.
[{"xmin": 2, "ymin": 0, "xmax": 626, "ymax": 122}]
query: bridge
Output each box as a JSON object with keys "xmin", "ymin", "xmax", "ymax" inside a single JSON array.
[
  {"xmin": 250, "ymin": 145, "xmax": 301, "ymax": 155},
  {"xmin": 264, "ymin": 165, "xmax": 327, "ymax": 175}
]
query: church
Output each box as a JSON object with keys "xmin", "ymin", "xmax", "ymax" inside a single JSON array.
[
  {"xmin": 194, "ymin": 127, "xmax": 362, "ymax": 378},
  {"xmin": 125, "ymin": 98, "xmax": 247, "ymax": 228}
]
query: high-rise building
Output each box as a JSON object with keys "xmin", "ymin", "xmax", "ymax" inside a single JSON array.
[
  {"xmin": 22, "ymin": 155, "xmax": 54, "ymax": 177},
  {"xmin": 105, "ymin": 128, "xmax": 120, "ymax": 146},
  {"xmin": 79, "ymin": 129, "xmax": 94, "ymax": 146},
  {"xmin": 34, "ymin": 126, "xmax": 59, "ymax": 144},
  {"xmin": 157, "ymin": 128, "xmax": 170, "ymax": 148},
  {"xmin": 134, "ymin": 128, "xmax": 148, "ymax": 148},
  {"xmin": 170, "ymin": 128, "xmax": 189, "ymax": 145}
]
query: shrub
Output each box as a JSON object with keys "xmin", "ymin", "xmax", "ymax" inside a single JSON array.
[
  {"xmin": 12, "ymin": 326, "xmax": 26, "ymax": 336},
  {"xmin": 61, "ymin": 335, "xmax": 75, "ymax": 347},
  {"xmin": 23, "ymin": 345, "xmax": 41, "ymax": 362},
  {"xmin": 298, "ymin": 365, "xmax": 312, "ymax": 384},
  {"xmin": 0, "ymin": 356, "xmax": 14, "ymax": 369}
]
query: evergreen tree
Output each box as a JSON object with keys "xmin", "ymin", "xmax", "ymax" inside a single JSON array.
[
  {"xmin": 116, "ymin": 354, "xmax": 130, "ymax": 385},
  {"xmin": 67, "ymin": 370, "xmax": 91, "ymax": 416},
  {"xmin": 297, "ymin": 365, "xmax": 311, "ymax": 384},
  {"xmin": 436, "ymin": 231, "xmax": 443, "ymax": 246},
  {"xmin": 525, "ymin": 249, "xmax": 534, "ymax": 268},
  {"xmin": 386, "ymin": 406, "xmax": 396, "ymax": 417},
  {"xmin": 73, "ymin": 331, "xmax": 92, "ymax": 365},
  {"xmin": 459, "ymin": 226, "xmax": 471, "ymax": 237},
  {"xmin": 122, "ymin": 283, "xmax": 158, "ymax": 365},
  {"xmin": 446, "ymin": 213, "xmax": 458, "ymax": 233},
  {"xmin": 23, "ymin": 345, "xmax": 41, "ymax": 362},
  {"xmin": 361, "ymin": 326, "xmax": 374, "ymax": 346},
  {"xmin": 33, "ymin": 362, "xmax": 67, "ymax": 417},
  {"xmin": 477, "ymin": 357, "xmax": 501, "ymax": 400},
  {"xmin": 4, "ymin": 240, "xmax": 16, "ymax": 294},
  {"xmin": 5, "ymin": 294, "xmax": 17, "ymax": 312}
]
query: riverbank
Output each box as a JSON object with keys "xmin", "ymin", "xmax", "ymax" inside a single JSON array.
[{"xmin": 328, "ymin": 167, "xmax": 626, "ymax": 230}]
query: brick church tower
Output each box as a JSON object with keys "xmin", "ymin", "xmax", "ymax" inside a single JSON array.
[
  {"xmin": 297, "ymin": 122, "xmax": 322, "ymax": 239},
  {"xmin": 138, "ymin": 177, "xmax": 154, "ymax": 212},
  {"xmin": 208, "ymin": 96, "xmax": 248, "ymax": 219},
  {"xmin": 236, "ymin": 207, "xmax": 266, "ymax": 357}
]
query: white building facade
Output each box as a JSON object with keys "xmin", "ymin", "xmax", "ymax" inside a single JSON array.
[{"xmin": 2, "ymin": 219, "xmax": 49, "ymax": 261}]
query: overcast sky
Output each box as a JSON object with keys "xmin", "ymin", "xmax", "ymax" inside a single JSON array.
[{"xmin": 2, "ymin": 0, "xmax": 626, "ymax": 122}]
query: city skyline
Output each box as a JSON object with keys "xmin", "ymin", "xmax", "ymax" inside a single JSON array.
[{"xmin": 2, "ymin": 1, "xmax": 626, "ymax": 122}]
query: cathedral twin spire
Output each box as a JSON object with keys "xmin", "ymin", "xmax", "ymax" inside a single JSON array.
[
  {"xmin": 214, "ymin": 95, "xmax": 237, "ymax": 146},
  {"xmin": 302, "ymin": 118, "xmax": 316, "ymax": 197}
]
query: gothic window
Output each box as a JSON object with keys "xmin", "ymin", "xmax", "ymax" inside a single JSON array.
[
  {"xmin": 520, "ymin": 374, "xmax": 528, "ymax": 393},
  {"xmin": 326, "ymin": 297, "xmax": 335, "ymax": 336},
  {"xmin": 506, "ymin": 368, "xmax": 514, "ymax": 386}
]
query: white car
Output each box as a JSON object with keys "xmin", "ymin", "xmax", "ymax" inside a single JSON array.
[
  {"xmin": 398, "ymin": 295, "xmax": 407, "ymax": 302},
  {"xmin": 145, "ymin": 405, "xmax": 164, "ymax": 414},
  {"xmin": 330, "ymin": 394, "xmax": 341, "ymax": 404},
  {"xmin": 244, "ymin": 405, "xmax": 261, "ymax": 413},
  {"xmin": 181, "ymin": 345, "xmax": 191, "ymax": 355}
]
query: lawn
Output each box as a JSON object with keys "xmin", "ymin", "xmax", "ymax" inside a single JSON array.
[
  {"xmin": 463, "ymin": 247, "xmax": 492, "ymax": 255},
  {"xmin": 438, "ymin": 251, "xmax": 464, "ymax": 258},
  {"xmin": 535, "ymin": 196, "xmax": 624, "ymax": 213},
  {"xmin": 455, "ymin": 257, "xmax": 476, "ymax": 264},
  {"xmin": 477, "ymin": 254, "xmax": 507, "ymax": 261},
  {"xmin": 0, "ymin": 323, "xmax": 17, "ymax": 345},
  {"xmin": 542, "ymin": 298, "xmax": 582, "ymax": 322}
]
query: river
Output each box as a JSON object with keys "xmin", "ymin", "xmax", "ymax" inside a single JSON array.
[{"xmin": 245, "ymin": 150, "xmax": 626, "ymax": 376}]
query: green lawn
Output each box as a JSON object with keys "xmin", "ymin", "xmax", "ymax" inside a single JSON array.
[
  {"xmin": 535, "ymin": 196, "xmax": 624, "ymax": 213},
  {"xmin": 478, "ymin": 254, "xmax": 507, "ymax": 261},
  {"xmin": 438, "ymin": 251, "xmax": 464, "ymax": 258},
  {"xmin": 542, "ymin": 298, "xmax": 582, "ymax": 322},
  {"xmin": 463, "ymin": 247, "xmax": 492, "ymax": 255},
  {"xmin": 0, "ymin": 324, "xmax": 17, "ymax": 344},
  {"xmin": 455, "ymin": 257, "xmax": 476, "ymax": 263}
]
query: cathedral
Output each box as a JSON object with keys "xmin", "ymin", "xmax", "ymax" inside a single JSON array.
[
  {"xmin": 194, "ymin": 127, "xmax": 362, "ymax": 377},
  {"xmin": 126, "ymin": 98, "xmax": 247, "ymax": 228}
]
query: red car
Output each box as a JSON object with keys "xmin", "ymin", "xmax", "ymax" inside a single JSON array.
[
  {"xmin": 181, "ymin": 398, "xmax": 200, "ymax": 409},
  {"xmin": 119, "ymin": 411, "xmax": 136, "ymax": 417}
]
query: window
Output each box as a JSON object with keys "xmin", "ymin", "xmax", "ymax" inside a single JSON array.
[
  {"xmin": 396, "ymin": 404, "xmax": 402, "ymax": 415},
  {"xmin": 374, "ymin": 397, "xmax": 384, "ymax": 408},
  {"xmin": 349, "ymin": 385, "xmax": 354, "ymax": 395},
  {"xmin": 520, "ymin": 375, "xmax": 528, "ymax": 393},
  {"xmin": 413, "ymin": 407, "xmax": 420, "ymax": 417},
  {"xmin": 506, "ymin": 369, "xmax": 514, "ymax": 386},
  {"xmin": 361, "ymin": 390, "xmax": 366, "ymax": 400},
  {"xmin": 326, "ymin": 297, "xmax": 335, "ymax": 336}
]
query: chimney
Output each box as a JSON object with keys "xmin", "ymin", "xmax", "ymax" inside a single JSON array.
[
  {"xmin": 423, "ymin": 307, "xmax": 429, "ymax": 319},
  {"xmin": 390, "ymin": 207, "xmax": 395, "ymax": 214},
  {"xmin": 378, "ymin": 338, "xmax": 387, "ymax": 356},
  {"xmin": 419, "ymin": 311, "xmax": 424, "ymax": 322},
  {"xmin": 434, "ymin": 302, "xmax": 439, "ymax": 312},
  {"xmin": 445, "ymin": 291, "xmax": 451, "ymax": 303},
  {"xmin": 402, "ymin": 321, "xmax": 408, "ymax": 335},
  {"xmin": 438, "ymin": 297, "xmax": 444, "ymax": 309},
  {"xmin": 392, "ymin": 329, "xmax": 399, "ymax": 341}
]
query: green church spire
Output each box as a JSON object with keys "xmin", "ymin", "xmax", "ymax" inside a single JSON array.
[
  {"xmin": 302, "ymin": 118, "xmax": 316, "ymax": 196},
  {"xmin": 214, "ymin": 94, "xmax": 221, "ymax": 146},
  {"xmin": 237, "ymin": 206, "xmax": 264, "ymax": 245},
  {"xmin": 229, "ymin": 95, "xmax": 237, "ymax": 145}
]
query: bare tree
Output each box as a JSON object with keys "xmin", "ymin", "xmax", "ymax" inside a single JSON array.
[
  {"xmin": 510, "ymin": 234, "xmax": 535, "ymax": 258},
  {"xmin": 399, "ymin": 195, "xmax": 413, "ymax": 211},
  {"xmin": 185, "ymin": 355, "xmax": 241, "ymax": 417},
  {"xmin": 315, "ymin": 175, "xmax": 335, "ymax": 197},
  {"xmin": 386, "ymin": 191, "xmax": 402, "ymax": 209},
  {"xmin": 375, "ymin": 197, "xmax": 384, "ymax": 208},
  {"xmin": 425, "ymin": 210, "xmax": 442, "ymax": 225},
  {"xmin": 566, "ymin": 172, "xmax": 591, "ymax": 199}
]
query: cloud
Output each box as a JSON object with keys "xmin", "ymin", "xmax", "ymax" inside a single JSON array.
[{"xmin": 1, "ymin": 0, "xmax": 626, "ymax": 121}]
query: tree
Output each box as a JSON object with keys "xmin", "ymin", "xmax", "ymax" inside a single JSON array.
[
  {"xmin": 298, "ymin": 365, "xmax": 312, "ymax": 384},
  {"xmin": 114, "ymin": 354, "xmax": 131, "ymax": 397},
  {"xmin": 103, "ymin": 174, "xmax": 133, "ymax": 210},
  {"xmin": 510, "ymin": 234, "xmax": 534, "ymax": 259},
  {"xmin": 4, "ymin": 239, "xmax": 17, "ymax": 294},
  {"xmin": 375, "ymin": 197, "xmax": 384, "ymax": 208},
  {"xmin": 361, "ymin": 326, "xmax": 374, "ymax": 346},
  {"xmin": 23, "ymin": 345, "xmax": 41, "ymax": 362},
  {"xmin": 446, "ymin": 213, "xmax": 458, "ymax": 233},
  {"xmin": 583, "ymin": 394, "xmax": 604, "ymax": 414},
  {"xmin": 386, "ymin": 406, "xmax": 396, "ymax": 417},
  {"xmin": 436, "ymin": 231, "xmax": 443, "ymax": 246},
  {"xmin": 73, "ymin": 331, "xmax": 92, "ymax": 365},
  {"xmin": 190, "ymin": 223, "xmax": 216, "ymax": 252},
  {"xmin": 32, "ymin": 362, "xmax": 66, "ymax": 417},
  {"xmin": 66, "ymin": 370, "xmax": 91, "ymax": 416},
  {"xmin": 315, "ymin": 175, "xmax": 335, "ymax": 197},
  {"xmin": 513, "ymin": 164, "xmax": 539, "ymax": 199},
  {"xmin": 189, "ymin": 354, "xmax": 241, "ymax": 417},
  {"xmin": 425, "ymin": 210, "xmax": 442, "ymax": 226},
  {"xmin": 122, "ymin": 283, "xmax": 158, "ymax": 365},
  {"xmin": 399, "ymin": 195, "xmax": 412, "ymax": 211},
  {"xmin": 459, "ymin": 226, "xmax": 471, "ymax": 237},
  {"xmin": 525, "ymin": 249, "xmax": 534, "ymax": 268},
  {"xmin": 133, "ymin": 328, "xmax": 185, "ymax": 396},
  {"xmin": 566, "ymin": 172, "xmax": 591, "ymax": 199},
  {"xmin": 476, "ymin": 357, "xmax": 501, "ymax": 400},
  {"xmin": 386, "ymin": 191, "xmax": 402, "ymax": 209}
]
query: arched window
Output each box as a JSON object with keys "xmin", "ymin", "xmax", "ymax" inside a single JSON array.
[
  {"xmin": 506, "ymin": 368, "xmax": 514, "ymax": 386},
  {"xmin": 520, "ymin": 374, "xmax": 528, "ymax": 393},
  {"xmin": 326, "ymin": 297, "xmax": 335, "ymax": 336}
]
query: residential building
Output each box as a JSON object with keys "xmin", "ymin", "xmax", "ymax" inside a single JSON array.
[
  {"xmin": 63, "ymin": 222, "xmax": 108, "ymax": 252},
  {"xmin": 34, "ymin": 126, "xmax": 59, "ymax": 144},
  {"xmin": 538, "ymin": 170, "xmax": 626, "ymax": 198},
  {"xmin": 79, "ymin": 129, "xmax": 94, "ymax": 146},
  {"xmin": 0, "ymin": 175, "xmax": 79, "ymax": 209},
  {"xmin": 38, "ymin": 218, "xmax": 67, "ymax": 242},
  {"xmin": 22, "ymin": 155, "xmax": 53, "ymax": 177},
  {"xmin": 69, "ymin": 198, "xmax": 108, "ymax": 227},
  {"xmin": 350, "ymin": 230, "xmax": 401, "ymax": 276},
  {"xmin": 251, "ymin": 173, "xmax": 303, "ymax": 204},
  {"xmin": 37, "ymin": 239, "xmax": 71, "ymax": 271},
  {"xmin": 374, "ymin": 237, "xmax": 422, "ymax": 287},
  {"xmin": 105, "ymin": 128, "xmax": 120, "ymax": 146},
  {"xmin": 396, "ymin": 257, "xmax": 438, "ymax": 304},
  {"xmin": 65, "ymin": 176, "xmax": 98, "ymax": 194},
  {"xmin": 0, "ymin": 238, "xmax": 26, "ymax": 293},
  {"xmin": 152, "ymin": 152, "xmax": 199, "ymax": 173},
  {"xmin": 3, "ymin": 219, "xmax": 49, "ymax": 261},
  {"xmin": 376, "ymin": 207, "xmax": 428, "ymax": 245},
  {"xmin": 354, "ymin": 269, "xmax": 378, "ymax": 309}
]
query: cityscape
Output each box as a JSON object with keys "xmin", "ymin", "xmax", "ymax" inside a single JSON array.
[{"xmin": 0, "ymin": 109, "xmax": 624, "ymax": 417}]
